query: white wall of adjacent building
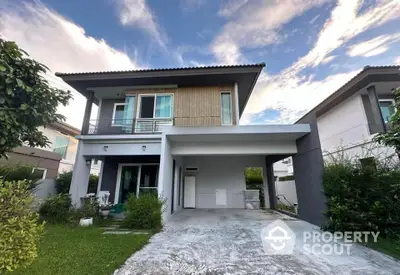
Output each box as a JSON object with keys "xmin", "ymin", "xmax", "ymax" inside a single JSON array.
[{"xmin": 316, "ymin": 94, "xmax": 395, "ymax": 160}]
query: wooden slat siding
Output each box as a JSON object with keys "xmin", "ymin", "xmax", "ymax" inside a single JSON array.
[{"xmin": 125, "ymin": 85, "xmax": 236, "ymax": 126}]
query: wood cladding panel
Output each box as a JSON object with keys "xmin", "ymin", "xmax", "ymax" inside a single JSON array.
[{"xmin": 126, "ymin": 85, "xmax": 236, "ymax": 126}]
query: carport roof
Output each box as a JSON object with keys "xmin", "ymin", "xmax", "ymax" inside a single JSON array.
[
  {"xmin": 165, "ymin": 124, "xmax": 310, "ymax": 142},
  {"xmin": 55, "ymin": 63, "xmax": 265, "ymax": 117}
]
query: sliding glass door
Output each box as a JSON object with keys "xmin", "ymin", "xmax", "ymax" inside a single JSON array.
[
  {"xmin": 116, "ymin": 164, "xmax": 159, "ymax": 204},
  {"xmin": 136, "ymin": 94, "xmax": 173, "ymax": 132}
]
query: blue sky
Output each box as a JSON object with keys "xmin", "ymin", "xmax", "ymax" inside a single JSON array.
[{"xmin": 1, "ymin": 0, "xmax": 400, "ymax": 128}]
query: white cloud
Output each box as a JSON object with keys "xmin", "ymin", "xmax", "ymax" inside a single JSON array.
[
  {"xmin": 0, "ymin": 1, "xmax": 138, "ymax": 128},
  {"xmin": 242, "ymin": 0, "xmax": 400, "ymax": 124},
  {"xmin": 218, "ymin": 0, "xmax": 248, "ymax": 17},
  {"xmin": 309, "ymin": 14, "xmax": 321, "ymax": 24},
  {"xmin": 347, "ymin": 33, "xmax": 400, "ymax": 57},
  {"xmin": 321, "ymin": 55, "xmax": 336, "ymax": 64},
  {"xmin": 180, "ymin": 0, "xmax": 206, "ymax": 12},
  {"xmin": 395, "ymin": 56, "xmax": 400, "ymax": 65},
  {"xmin": 211, "ymin": 0, "xmax": 329, "ymax": 64},
  {"xmin": 115, "ymin": 0, "xmax": 167, "ymax": 48}
]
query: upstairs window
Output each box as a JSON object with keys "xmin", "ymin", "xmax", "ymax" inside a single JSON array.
[
  {"xmin": 112, "ymin": 103, "xmax": 127, "ymax": 126},
  {"xmin": 138, "ymin": 94, "xmax": 173, "ymax": 119},
  {"xmin": 221, "ymin": 92, "xmax": 232, "ymax": 125},
  {"xmin": 53, "ymin": 136, "xmax": 69, "ymax": 159},
  {"xmin": 379, "ymin": 99, "xmax": 395, "ymax": 123}
]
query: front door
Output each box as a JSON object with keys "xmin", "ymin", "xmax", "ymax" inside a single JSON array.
[
  {"xmin": 184, "ymin": 176, "xmax": 196, "ymax": 208},
  {"xmin": 118, "ymin": 166, "xmax": 139, "ymax": 204}
]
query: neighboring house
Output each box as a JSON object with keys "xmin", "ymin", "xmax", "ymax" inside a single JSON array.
[
  {"xmin": 273, "ymin": 157, "xmax": 293, "ymax": 177},
  {"xmin": 56, "ymin": 64, "xmax": 326, "ymax": 226},
  {"xmin": 39, "ymin": 121, "xmax": 102, "ymax": 175},
  {"xmin": 297, "ymin": 65, "xmax": 400, "ymax": 162}
]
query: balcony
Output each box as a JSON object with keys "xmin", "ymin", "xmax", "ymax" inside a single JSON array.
[{"xmin": 85, "ymin": 118, "xmax": 173, "ymax": 135}]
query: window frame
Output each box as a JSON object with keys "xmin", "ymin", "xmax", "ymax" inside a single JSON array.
[
  {"xmin": 220, "ymin": 91, "xmax": 233, "ymax": 125},
  {"xmin": 111, "ymin": 103, "xmax": 127, "ymax": 126},
  {"xmin": 32, "ymin": 167, "xmax": 47, "ymax": 180},
  {"xmin": 53, "ymin": 135, "xmax": 69, "ymax": 159},
  {"xmin": 136, "ymin": 94, "xmax": 174, "ymax": 119},
  {"xmin": 378, "ymin": 98, "xmax": 396, "ymax": 123}
]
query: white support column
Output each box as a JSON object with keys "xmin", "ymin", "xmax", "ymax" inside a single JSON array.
[
  {"xmin": 234, "ymin": 82, "xmax": 240, "ymax": 125},
  {"xmin": 96, "ymin": 159, "xmax": 105, "ymax": 196},
  {"xmin": 69, "ymin": 141, "xmax": 90, "ymax": 207}
]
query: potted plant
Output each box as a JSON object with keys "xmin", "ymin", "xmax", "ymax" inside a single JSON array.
[{"xmin": 100, "ymin": 203, "xmax": 113, "ymax": 218}]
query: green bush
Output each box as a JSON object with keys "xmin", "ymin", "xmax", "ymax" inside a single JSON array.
[
  {"xmin": 56, "ymin": 171, "xmax": 99, "ymax": 194},
  {"xmin": 0, "ymin": 163, "xmax": 43, "ymax": 189},
  {"xmin": 88, "ymin": 174, "xmax": 99, "ymax": 194},
  {"xmin": 38, "ymin": 194, "xmax": 71, "ymax": 224},
  {"xmin": 277, "ymin": 202, "xmax": 296, "ymax": 213},
  {"xmin": 69, "ymin": 199, "xmax": 99, "ymax": 223},
  {"xmin": 55, "ymin": 171, "xmax": 72, "ymax": 194},
  {"xmin": 245, "ymin": 167, "xmax": 265, "ymax": 208},
  {"xmin": 124, "ymin": 193, "xmax": 164, "ymax": 230},
  {"xmin": 323, "ymin": 160, "xmax": 400, "ymax": 237},
  {"xmin": 279, "ymin": 175, "xmax": 295, "ymax": 181},
  {"xmin": 0, "ymin": 180, "xmax": 44, "ymax": 272}
]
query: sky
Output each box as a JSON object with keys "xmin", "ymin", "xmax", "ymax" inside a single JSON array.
[{"xmin": 1, "ymin": 0, "xmax": 400, "ymax": 129}]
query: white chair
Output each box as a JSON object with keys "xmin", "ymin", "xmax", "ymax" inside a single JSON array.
[{"xmin": 97, "ymin": 191, "xmax": 111, "ymax": 206}]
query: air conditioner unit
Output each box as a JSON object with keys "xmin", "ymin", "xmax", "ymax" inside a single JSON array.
[{"xmin": 185, "ymin": 167, "xmax": 199, "ymax": 172}]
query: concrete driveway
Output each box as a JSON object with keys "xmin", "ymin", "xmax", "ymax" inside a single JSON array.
[{"xmin": 114, "ymin": 209, "xmax": 400, "ymax": 275}]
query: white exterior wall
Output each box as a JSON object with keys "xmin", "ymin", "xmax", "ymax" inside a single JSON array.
[
  {"xmin": 317, "ymin": 94, "xmax": 396, "ymax": 160},
  {"xmin": 38, "ymin": 126, "xmax": 78, "ymax": 173},
  {"xmin": 181, "ymin": 155, "xmax": 268, "ymax": 209},
  {"xmin": 275, "ymin": 180, "xmax": 297, "ymax": 205},
  {"xmin": 158, "ymin": 136, "xmax": 174, "ymax": 222}
]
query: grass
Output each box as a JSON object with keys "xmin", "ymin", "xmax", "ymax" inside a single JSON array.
[
  {"xmin": 276, "ymin": 202, "xmax": 296, "ymax": 213},
  {"xmin": 10, "ymin": 225, "xmax": 152, "ymax": 275},
  {"xmin": 366, "ymin": 236, "xmax": 400, "ymax": 259}
]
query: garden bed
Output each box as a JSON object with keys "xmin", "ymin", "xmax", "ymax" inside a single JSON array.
[{"xmin": 9, "ymin": 225, "xmax": 151, "ymax": 275}]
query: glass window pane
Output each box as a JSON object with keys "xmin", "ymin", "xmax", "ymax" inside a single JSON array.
[
  {"xmin": 53, "ymin": 136, "xmax": 69, "ymax": 159},
  {"xmin": 155, "ymin": 95, "xmax": 172, "ymax": 118},
  {"xmin": 113, "ymin": 105, "xmax": 125, "ymax": 125},
  {"xmin": 140, "ymin": 165, "xmax": 159, "ymax": 188},
  {"xmin": 379, "ymin": 101, "xmax": 395, "ymax": 122},
  {"xmin": 140, "ymin": 97, "xmax": 155, "ymax": 118},
  {"xmin": 221, "ymin": 93, "xmax": 232, "ymax": 125}
]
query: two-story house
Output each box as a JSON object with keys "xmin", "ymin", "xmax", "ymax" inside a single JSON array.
[
  {"xmin": 297, "ymin": 65, "xmax": 400, "ymax": 162},
  {"xmin": 56, "ymin": 64, "xmax": 326, "ymax": 225}
]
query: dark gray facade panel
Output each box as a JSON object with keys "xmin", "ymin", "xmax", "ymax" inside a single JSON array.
[
  {"xmin": 265, "ymin": 163, "xmax": 277, "ymax": 210},
  {"xmin": 361, "ymin": 95, "xmax": 377, "ymax": 134},
  {"xmin": 294, "ymin": 113, "xmax": 326, "ymax": 226},
  {"xmin": 367, "ymin": 85, "xmax": 386, "ymax": 133},
  {"xmin": 100, "ymin": 155, "xmax": 160, "ymax": 202},
  {"xmin": 97, "ymin": 99, "xmax": 125, "ymax": 134}
]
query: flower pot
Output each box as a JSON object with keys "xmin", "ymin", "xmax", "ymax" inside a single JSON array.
[
  {"xmin": 101, "ymin": 209, "xmax": 110, "ymax": 218},
  {"xmin": 79, "ymin": 217, "xmax": 93, "ymax": 227}
]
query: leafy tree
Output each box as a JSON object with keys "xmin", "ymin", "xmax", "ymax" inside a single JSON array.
[
  {"xmin": 0, "ymin": 38, "xmax": 72, "ymax": 158},
  {"xmin": 374, "ymin": 88, "xmax": 400, "ymax": 158}
]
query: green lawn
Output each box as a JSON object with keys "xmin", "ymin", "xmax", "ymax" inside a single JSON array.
[
  {"xmin": 366, "ymin": 237, "xmax": 400, "ymax": 259},
  {"xmin": 10, "ymin": 225, "xmax": 151, "ymax": 275}
]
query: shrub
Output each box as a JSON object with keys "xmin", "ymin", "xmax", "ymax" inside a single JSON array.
[
  {"xmin": 279, "ymin": 175, "xmax": 295, "ymax": 181},
  {"xmin": 55, "ymin": 171, "xmax": 72, "ymax": 194},
  {"xmin": 0, "ymin": 163, "xmax": 43, "ymax": 189},
  {"xmin": 38, "ymin": 193, "xmax": 71, "ymax": 224},
  {"xmin": 124, "ymin": 193, "xmax": 164, "ymax": 230},
  {"xmin": 323, "ymin": 159, "xmax": 400, "ymax": 237},
  {"xmin": 0, "ymin": 180, "xmax": 44, "ymax": 272},
  {"xmin": 87, "ymin": 174, "xmax": 99, "ymax": 194},
  {"xmin": 69, "ymin": 199, "xmax": 99, "ymax": 223},
  {"xmin": 56, "ymin": 171, "xmax": 99, "ymax": 194},
  {"xmin": 245, "ymin": 167, "xmax": 265, "ymax": 208}
]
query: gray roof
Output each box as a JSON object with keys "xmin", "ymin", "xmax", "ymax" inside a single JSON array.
[
  {"xmin": 56, "ymin": 63, "xmax": 265, "ymax": 117},
  {"xmin": 296, "ymin": 65, "xmax": 400, "ymax": 123}
]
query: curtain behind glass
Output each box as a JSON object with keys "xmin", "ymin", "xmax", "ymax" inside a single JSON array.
[
  {"xmin": 122, "ymin": 95, "xmax": 135, "ymax": 133},
  {"xmin": 221, "ymin": 93, "xmax": 232, "ymax": 125},
  {"xmin": 155, "ymin": 95, "xmax": 172, "ymax": 118}
]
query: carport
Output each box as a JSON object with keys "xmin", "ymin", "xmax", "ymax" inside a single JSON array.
[{"xmin": 157, "ymin": 123, "xmax": 325, "ymax": 226}]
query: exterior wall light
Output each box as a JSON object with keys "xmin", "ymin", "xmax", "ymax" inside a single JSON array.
[
  {"xmin": 85, "ymin": 159, "xmax": 91, "ymax": 166},
  {"xmin": 142, "ymin": 145, "xmax": 147, "ymax": 152},
  {"xmin": 103, "ymin": 145, "xmax": 108, "ymax": 152}
]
